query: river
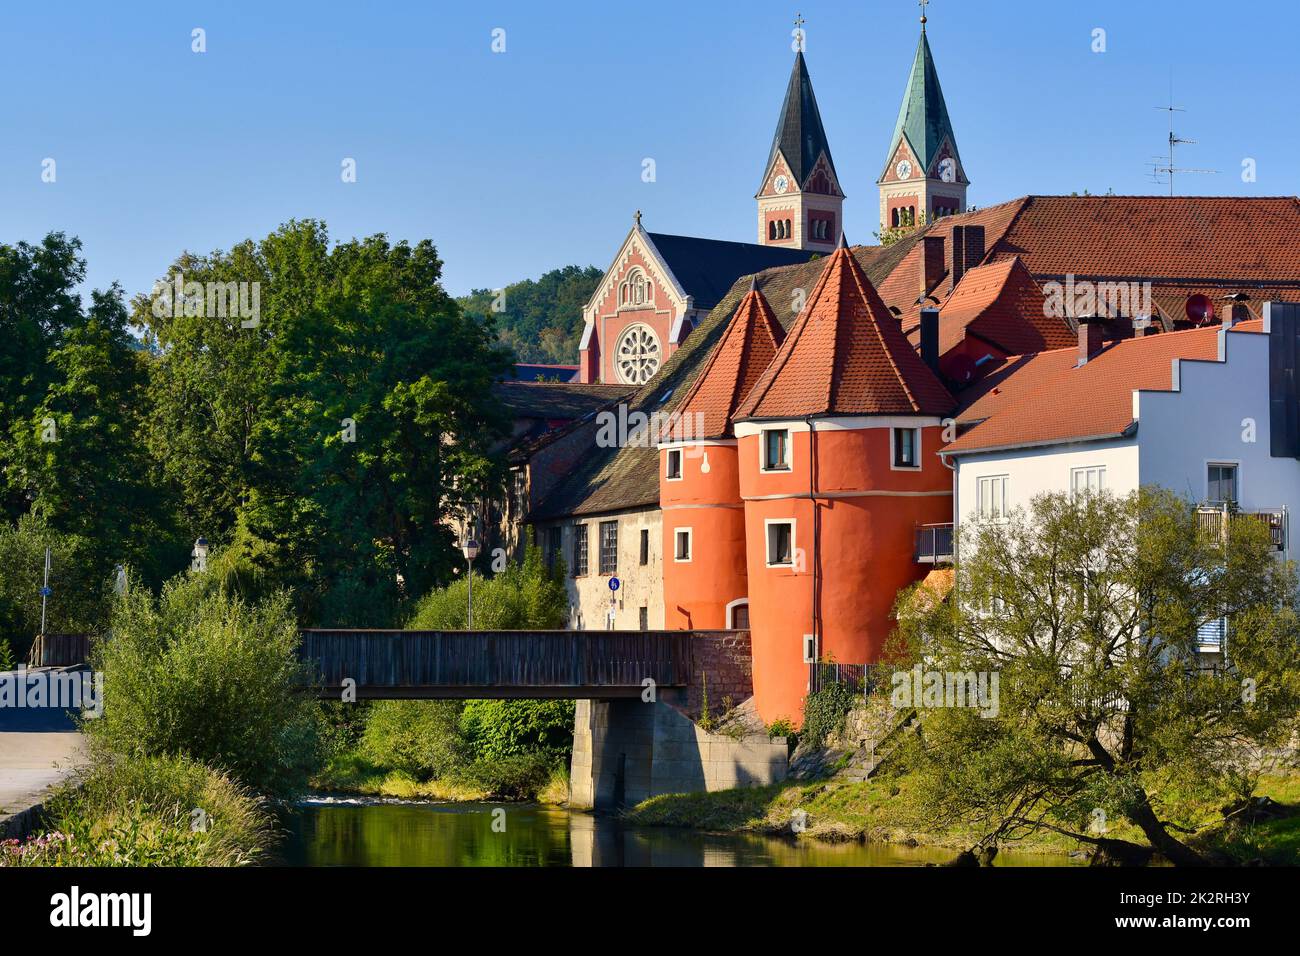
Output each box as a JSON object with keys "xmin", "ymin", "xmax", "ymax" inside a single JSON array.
[{"xmin": 277, "ymin": 797, "xmax": 1082, "ymax": 867}]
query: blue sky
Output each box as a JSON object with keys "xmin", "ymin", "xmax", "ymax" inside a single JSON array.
[{"xmin": 1, "ymin": 0, "xmax": 1292, "ymax": 302}]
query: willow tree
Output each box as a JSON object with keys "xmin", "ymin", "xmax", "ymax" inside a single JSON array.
[{"xmin": 891, "ymin": 487, "xmax": 1300, "ymax": 866}]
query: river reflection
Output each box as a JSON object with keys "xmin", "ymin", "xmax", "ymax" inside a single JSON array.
[{"xmin": 277, "ymin": 798, "xmax": 1082, "ymax": 867}]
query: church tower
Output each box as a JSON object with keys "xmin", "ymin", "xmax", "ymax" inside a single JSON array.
[
  {"xmin": 756, "ymin": 26, "xmax": 843, "ymax": 251},
  {"xmin": 877, "ymin": 7, "xmax": 969, "ymax": 232}
]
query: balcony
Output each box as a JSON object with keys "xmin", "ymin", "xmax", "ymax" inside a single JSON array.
[
  {"xmin": 914, "ymin": 522, "xmax": 954, "ymax": 564},
  {"xmin": 1196, "ymin": 505, "xmax": 1286, "ymax": 552}
]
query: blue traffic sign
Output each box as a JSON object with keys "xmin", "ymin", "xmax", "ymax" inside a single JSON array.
[
  {"xmin": 39, "ymin": 586, "xmax": 52, "ymax": 597},
  {"xmin": 608, "ymin": 577, "xmax": 620, "ymax": 592}
]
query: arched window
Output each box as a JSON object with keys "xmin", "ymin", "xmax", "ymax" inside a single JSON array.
[
  {"xmin": 776, "ymin": 220, "xmax": 785, "ymax": 240},
  {"xmin": 619, "ymin": 269, "xmax": 652, "ymax": 308},
  {"xmin": 769, "ymin": 221, "xmax": 777, "ymax": 241},
  {"xmin": 785, "ymin": 219, "xmax": 792, "ymax": 238},
  {"xmin": 891, "ymin": 208, "xmax": 900, "ymax": 228}
]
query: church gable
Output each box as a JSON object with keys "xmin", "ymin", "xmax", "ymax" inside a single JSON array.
[
  {"xmin": 879, "ymin": 138, "xmax": 922, "ymax": 185},
  {"xmin": 803, "ymin": 152, "xmax": 843, "ymax": 197},
  {"xmin": 928, "ymin": 137, "xmax": 967, "ymax": 185},
  {"xmin": 757, "ymin": 151, "xmax": 799, "ymax": 199}
]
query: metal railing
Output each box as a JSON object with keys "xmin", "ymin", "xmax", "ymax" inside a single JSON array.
[
  {"xmin": 808, "ymin": 661, "xmax": 883, "ymax": 696},
  {"xmin": 914, "ymin": 522, "xmax": 954, "ymax": 564},
  {"xmin": 1196, "ymin": 505, "xmax": 1286, "ymax": 551}
]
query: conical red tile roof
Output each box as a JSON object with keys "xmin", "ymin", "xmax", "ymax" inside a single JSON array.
[
  {"xmin": 667, "ymin": 283, "xmax": 785, "ymax": 440},
  {"xmin": 735, "ymin": 244, "xmax": 954, "ymax": 420}
]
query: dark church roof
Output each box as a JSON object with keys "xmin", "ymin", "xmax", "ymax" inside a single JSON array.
[
  {"xmin": 764, "ymin": 51, "xmax": 838, "ymax": 188},
  {"xmin": 647, "ymin": 232, "xmax": 815, "ymax": 311}
]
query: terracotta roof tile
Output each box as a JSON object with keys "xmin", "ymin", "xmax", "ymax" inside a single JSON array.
[
  {"xmin": 668, "ymin": 285, "xmax": 785, "ymax": 440},
  {"xmin": 735, "ymin": 244, "xmax": 954, "ymax": 420},
  {"xmin": 944, "ymin": 322, "xmax": 1265, "ymax": 454}
]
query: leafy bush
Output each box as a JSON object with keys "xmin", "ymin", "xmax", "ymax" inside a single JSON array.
[
  {"xmin": 454, "ymin": 753, "xmax": 557, "ymax": 800},
  {"xmin": 86, "ymin": 570, "xmax": 321, "ymax": 797},
  {"xmin": 460, "ymin": 699, "xmax": 574, "ymax": 763},
  {"xmin": 0, "ymin": 637, "xmax": 14, "ymax": 671},
  {"xmin": 360, "ymin": 700, "xmax": 469, "ymax": 779},
  {"xmin": 801, "ymin": 682, "xmax": 858, "ymax": 748},
  {"xmin": 1, "ymin": 754, "xmax": 272, "ymax": 867},
  {"xmin": 767, "ymin": 718, "xmax": 795, "ymax": 740},
  {"xmin": 407, "ymin": 535, "xmax": 566, "ymax": 630}
]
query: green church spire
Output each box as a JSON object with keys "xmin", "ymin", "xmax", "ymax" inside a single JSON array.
[{"xmin": 879, "ymin": 19, "xmax": 964, "ymax": 183}]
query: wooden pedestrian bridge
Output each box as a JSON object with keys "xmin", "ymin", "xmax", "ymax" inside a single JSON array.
[{"xmin": 297, "ymin": 629, "xmax": 699, "ymax": 699}]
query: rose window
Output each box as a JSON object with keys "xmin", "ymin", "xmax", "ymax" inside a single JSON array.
[{"xmin": 615, "ymin": 324, "xmax": 661, "ymax": 385}]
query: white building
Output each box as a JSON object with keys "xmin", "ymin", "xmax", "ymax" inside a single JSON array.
[{"xmin": 942, "ymin": 304, "xmax": 1300, "ymax": 655}]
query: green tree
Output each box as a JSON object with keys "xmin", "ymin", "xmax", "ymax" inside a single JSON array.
[
  {"xmin": 134, "ymin": 220, "xmax": 512, "ymax": 625},
  {"xmin": 407, "ymin": 534, "xmax": 567, "ymax": 630},
  {"xmin": 7, "ymin": 286, "xmax": 175, "ymax": 580},
  {"xmin": 459, "ymin": 265, "xmax": 601, "ymax": 365},
  {"xmin": 0, "ymin": 516, "xmax": 111, "ymax": 646},
  {"xmin": 891, "ymin": 488, "xmax": 1300, "ymax": 866}
]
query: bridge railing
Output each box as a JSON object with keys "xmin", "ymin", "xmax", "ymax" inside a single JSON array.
[{"xmin": 298, "ymin": 629, "xmax": 697, "ymax": 696}]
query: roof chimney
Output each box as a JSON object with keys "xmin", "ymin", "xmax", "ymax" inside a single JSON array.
[
  {"xmin": 949, "ymin": 224, "xmax": 985, "ymax": 293},
  {"xmin": 919, "ymin": 307, "xmax": 941, "ymax": 377},
  {"xmin": 920, "ymin": 235, "xmax": 945, "ymax": 297},
  {"xmin": 1077, "ymin": 316, "xmax": 1105, "ymax": 366},
  {"xmin": 1223, "ymin": 293, "xmax": 1250, "ymax": 327}
]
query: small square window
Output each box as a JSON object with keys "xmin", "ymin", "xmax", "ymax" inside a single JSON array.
[
  {"xmin": 1208, "ymin": 463, "xmax": 1238, "ymax": 504},
  {"xmin": 674, "ymin": 528, "xmax": 692, "ymax": 562},
  {"xmin": 666, "ymin": 448, "xmax": 683, "ymax": 480},
  {"xmin": 766, "ymin": 521, "xmax": 794, "ymax": 566},
  {"xmin": 893, "ymin": 427, "xmax": 920, "ymax": 468},
  {"xmin": 976, "ymin": 476, "xmax": 1008, "ymax": 521},
  {"xmin": 762, "ymin": 429, "xmax": 790, "ymax": 471}
]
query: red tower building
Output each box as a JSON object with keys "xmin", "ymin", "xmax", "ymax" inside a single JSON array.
[
  {"xmin": 732, "ymin": 241, "xmax": 956, "ymax": 725},
  {"xmin": 659, "ymin": 281, "xmax": 786, "ymax": 631}
]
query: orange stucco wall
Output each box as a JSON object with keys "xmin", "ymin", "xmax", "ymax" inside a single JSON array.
[
  {"xmin": 660, "ymin": 443, "xmax": 747, "ymax": 630},
  {"xmin": 738, "ymin": 423, "xmax": 952, "ymax": 725}
]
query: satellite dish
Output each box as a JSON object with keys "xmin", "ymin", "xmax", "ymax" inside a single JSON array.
[{"xmin": 1185, "ymin": 294, "xmax": 1214, "ymax": 324}]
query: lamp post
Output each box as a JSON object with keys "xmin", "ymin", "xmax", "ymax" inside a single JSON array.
[
  {"xmin": 462, "ymin": 537, "xmax": 480, "ymax": 629},
  {"xmin": 192, "ymin": 537, "xmax": 209, "ymax": 573}
]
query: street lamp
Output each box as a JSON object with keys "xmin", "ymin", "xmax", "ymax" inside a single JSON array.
[{"xmin": 461, "ymin": 537, "xmax": 480, "ymax": 629}]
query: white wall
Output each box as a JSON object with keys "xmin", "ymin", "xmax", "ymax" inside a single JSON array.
[
  {"xmin": 1137, "ymin": 328, "xmax": 1300, "ymax": 545},
  {"xmin": 545, "ymin": 510, "xmax": 664, "ymax": 630},
  {"xmin": 954, "ymin": 440, "xmax": 1139, "ymax": 525}
]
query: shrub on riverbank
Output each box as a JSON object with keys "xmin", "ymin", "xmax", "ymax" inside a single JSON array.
[
  {"xmin": 1, "ymin": 754, "xmax": 273, "ymax": 867},
  {"xmin": 88, "ymin": 571, "xmax": 321, "ymax": 797}
]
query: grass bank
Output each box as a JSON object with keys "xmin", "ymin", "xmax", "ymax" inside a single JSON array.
[
  {"xmin": 1, "ymin": 754, "xmax": 275, "ymax": 867},
  {"xmin": 623, "ymin": 772, "xmax": 1300, "ymax": 863}
]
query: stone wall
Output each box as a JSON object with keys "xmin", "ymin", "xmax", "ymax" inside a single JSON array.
[
  {"xmin": 569, "ymin": 697, "xmax": 788, "ymax": 810},
  {"xmin": 682, "ymin": 630, "xmax": 754, "ymax": 722}
]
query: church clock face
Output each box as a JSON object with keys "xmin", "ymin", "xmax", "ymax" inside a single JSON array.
[
  {"xmin": 615, "ymin": 324, "xmax": 661, "ymax": 385},
  {"xmin": 895, "ymin": 159, "xmax": 912, "ymax": 181},
  {"xmin": 938, "ymin": 158, "xmax": 956, "ymax": 183},
  {"xmin": 774, "ymin": 174, "xmax": 790, "ymax": 194}
]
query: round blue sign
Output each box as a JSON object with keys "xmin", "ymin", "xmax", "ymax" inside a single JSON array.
[
  {"xmin": 39, "ymin": 586, "xmax": 52, "ymax": 597},
  {"xmin": 608, "ymin": 577, "xmax": 620, "ymax": 592}
]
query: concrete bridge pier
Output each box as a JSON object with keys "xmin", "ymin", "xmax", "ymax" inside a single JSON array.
[{"xmin": 568, "ymin": 693, "xmax": 788, "ymax": 811}]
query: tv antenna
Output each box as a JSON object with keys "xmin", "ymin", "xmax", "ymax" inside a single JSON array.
[{"xmin": 1150, "ymin": 93, "xmax": 1216, "ymax": 196}]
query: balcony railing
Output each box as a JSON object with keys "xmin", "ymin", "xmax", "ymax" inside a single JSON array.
[
  {"xmin": 808, "ymin": 661, "xmax": 883, "ymax": 697},
  {"xmin": 1196, "ymin": 505, "xmax": 1286, "ymax": 552},
  {"xmin": 914, "ymin": 522, "xmax": 954, "ymax": 564}
]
